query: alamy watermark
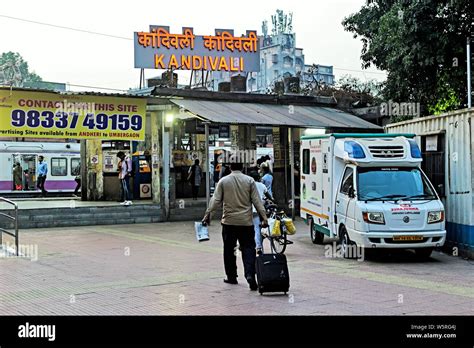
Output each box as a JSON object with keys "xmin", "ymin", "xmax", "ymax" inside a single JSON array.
[
  {"xmin": 380, "ymin": 100, "xmax": 420, "ymax": 119},
  {"xmin": 218, "ymin": 149, "xmax": 257, "ymax": 165},
  {"xmin": 324, "ymin": 241, "xmax": 365, "ymax": 261},
  {"xmin": 52, "ymin": 99, "xmax": 96, "ymax": 115}
]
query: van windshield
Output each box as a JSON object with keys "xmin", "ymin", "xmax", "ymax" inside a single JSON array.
[{"xmin": 357, "ymin": 167, "xmax": 436, "ymax": 201}]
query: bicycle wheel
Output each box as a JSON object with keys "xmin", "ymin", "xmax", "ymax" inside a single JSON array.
[{"xmin": 270, "ymin": 232, "xmax": 287, "ymax": 254}]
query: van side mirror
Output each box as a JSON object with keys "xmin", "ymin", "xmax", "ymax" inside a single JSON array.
[
  {"xmin": 437, "ymin": 184, "xmax": 445, "ymax": 197},
  {"xmin": 349, "ymin": 187, "xmax": 356, "ymax": 199}
]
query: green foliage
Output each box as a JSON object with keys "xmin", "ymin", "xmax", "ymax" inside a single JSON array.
[
  {"xmin": 0, "ymin": 51, "xmax": 43, "ymax": 83},
  {"xmin": 337, "ymin": 74, "xmax": 383, "ymax": 99},
  {"xmin": 428, "ymin": 76, "xmax": 462, "ymax": 115},
  {"xmin": 342, "ymin": 0, "xmax": 471, "ymax": 115}
]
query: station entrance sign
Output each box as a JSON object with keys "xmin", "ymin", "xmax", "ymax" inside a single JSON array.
[
  {"xmin": 0, "ymin": 89, "xmax": 146, "ymax": 140},
  {"xmin": 134, "ymin": 26, "xmax": 260, "ymax": 72}
]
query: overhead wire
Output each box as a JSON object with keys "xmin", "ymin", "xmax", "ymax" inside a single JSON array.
[{"xmin": 0, "ymin": 13, "xmax": 387, "ymax": 90}]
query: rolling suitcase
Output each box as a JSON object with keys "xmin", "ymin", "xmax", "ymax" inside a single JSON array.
[{"xmin": 255, "ymin": 253, "xmax": 290, "ymax": 295}]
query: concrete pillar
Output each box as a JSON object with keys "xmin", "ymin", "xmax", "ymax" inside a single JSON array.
[
  {"xmin": 162, "ymin": 113, "xmax": 173, "ymax": 219},
  {"xmin": 272, "ymin": 126, "xmax": 289, "ymax": 209},
  {"xmin": 84, "ymin": 139, "xmax": 104, "ymax": 201},
  {"xmin": 237, "ymin": 125, "xmax": 247, "ymax": 150},
  {"xmin": 230, "ymin": 125, "xmax": 239, "ymax": 149},
  {"xmin": 150, "ymin": 111, "xmax": 161, "ymax": 204},
  {"xmin": 169, "ymin": 123, "xmax": 176, "ymax": 207},
  {"xmin": 235, "ymin": 125, "xmax": 256, "ymax": 166}
]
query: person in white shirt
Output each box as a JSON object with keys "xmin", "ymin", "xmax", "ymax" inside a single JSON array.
[{"xmin": 251, "ymin": 172, "xmax": 269, "ymax": 255}]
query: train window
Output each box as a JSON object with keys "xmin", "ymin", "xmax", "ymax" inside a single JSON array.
[
  {"xmin": 51, "ymin": 158, "xmax": 68, "ymax": 176},
  {"xmin": 71, "ymin": 158, "xmax": 81, "ymax": 176}
]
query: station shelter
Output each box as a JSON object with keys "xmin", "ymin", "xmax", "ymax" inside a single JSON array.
[
  {"xmin": 144, "ymin": 87, "xmax": 381, "ymax": 220},
  {"xmin": 0, "ymin": 86, "xmax": 380, "ymax": 223}
]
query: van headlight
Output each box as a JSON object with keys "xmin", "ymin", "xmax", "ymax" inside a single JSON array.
[
  {"xmin": 363, "ymin": 212, "xmax": 385, "ymax": 225},
  {"xmin": 428, "ymin": 211, "xmax": 444, "ymax": 224}
]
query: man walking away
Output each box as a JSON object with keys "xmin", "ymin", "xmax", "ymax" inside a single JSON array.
[
  {"xmin": 37, "ymin": 156, "xmax": 48, "ymax": 196},
  {"xmin": 203, "ymin": 162, "xmax": 268, "ymax": 291},
  {"xmin": 187, "ymin": 159, "xmax": 202, "ymax": 200},
  {"xmin": 117, "ymin": 152, "xmax": 132, "ymax": 206}
]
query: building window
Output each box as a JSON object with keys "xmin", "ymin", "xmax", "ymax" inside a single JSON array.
[
  {"xmin": 51, "ymin": 158, "xmax": 68, "ymax": 176},
  {"xmin": 283, "ymin": 56, "xmax": 294, "ymax": 67}
]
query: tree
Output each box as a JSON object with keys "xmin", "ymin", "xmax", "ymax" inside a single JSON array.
[
  {"xmin": 0, "ymin": 52, "xmax": 42, "ymax": 87},
  {"xmin": 342, "ymin": 0, "xmax": 471, "ymax": 115},
  {"xmin": 300, "ymin": 74, "xmax": 382, "ymax": 112},
  {"xmin": 337, "ymin": 74, "xmax": 383, "ymax": 98}
]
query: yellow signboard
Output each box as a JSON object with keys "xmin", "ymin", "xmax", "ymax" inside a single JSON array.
[{"xmin": 0, "ymin": 89, "xmax": 146, "ymax": 140}]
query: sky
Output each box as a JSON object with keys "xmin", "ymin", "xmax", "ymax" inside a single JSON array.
[{"xmin": 0, "ymin": 0, "xmax": 386, "ymax": 92}]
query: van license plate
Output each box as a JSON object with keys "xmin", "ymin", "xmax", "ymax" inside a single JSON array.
[{"xmin": 393, "ymin": 235, "xmax": 423, "ymax": 241}]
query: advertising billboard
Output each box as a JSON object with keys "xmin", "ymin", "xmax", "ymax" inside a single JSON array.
[{"xmin": 0, "ymin": 89, "xmax": 146, "ymax": 141}]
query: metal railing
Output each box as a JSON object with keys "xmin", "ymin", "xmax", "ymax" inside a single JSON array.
[{"xmin": 0, "ymin": 197, "xmax": 19, "ymax": 256}]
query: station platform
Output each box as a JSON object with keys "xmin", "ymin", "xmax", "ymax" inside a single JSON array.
[
  {"xmin": 0, "ymin": 197, "xmax": 213, "ymax": 230},
  {"xmin": 1, "ymin": 197, "xmax": 157, "ymax": 209}
]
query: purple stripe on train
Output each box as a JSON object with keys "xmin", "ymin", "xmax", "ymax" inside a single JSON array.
[{"xmin": 0, "ymin": 180, "xmax": 76, "ymax": 191}]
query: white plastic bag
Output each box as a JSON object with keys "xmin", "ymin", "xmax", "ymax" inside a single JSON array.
[
  {"xmin": 195, "ymin": 222, "xmax": 209, "ymax": 242},
  {"xmin": 267, "ymin": 218, "xmax": 281, "ymax": 237},
  {"xmin": 267, "ymin": 218, "xmax": 275, "ymax": 232}
]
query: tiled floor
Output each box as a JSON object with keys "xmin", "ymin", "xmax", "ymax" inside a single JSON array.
[{"xmin": 0, "ymin": 219, "xmax": 473, "ymax": 315}]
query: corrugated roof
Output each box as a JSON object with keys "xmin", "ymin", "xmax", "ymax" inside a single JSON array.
[{"xmin": 170, "ymin": 99, "xmax": 381, "ymax": 129}]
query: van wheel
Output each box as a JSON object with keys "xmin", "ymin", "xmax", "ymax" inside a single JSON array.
[
  {"xmin": 415, "ymin": 248, "xmax": 433, "ymax": 260},
  {"xmin": 340, "ymin": 226, "xmax": 356, "ymax": 259},
  {"xmin": 310, "ymin": 219, "xmax": 324, "ymax": 244}
]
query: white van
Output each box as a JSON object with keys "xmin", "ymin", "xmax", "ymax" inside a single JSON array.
[{"xmin": 300, "ymin": 133, "xmax": 446, "ymax": 259}]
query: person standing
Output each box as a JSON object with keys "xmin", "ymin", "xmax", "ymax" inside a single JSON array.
[
  {"xmin": 261, "ymin": 166, "xmax": 273, "ymax": 197},
  {"xmin": 37, "ymin": 156, "xmax": 48, "ymax": 196},
  {"xmin": 23, "ymin": 169, "xmax": 30, "ymax": 191},
  {"xmin": 202, "ymin": 162, "xmax": 268, "ymax": 291},
  {"xmin": 187, "ymin": 159, "xmax": 202, "ymax": 200},
  {"xmin": 73, "ymin": 162, "xmax": 81, "ymax": 197},
  {"xmin": 218, "ymin": 163, "xmax": 231, "ymax": 181},
  {"xmin": 263, "ymin": 155, "xmax": 273, "ymax": 173},
  {"xmin": 258, "ymin": 155, "xmax": 273, "ymax": 177},
  {"xmin": 13, "ymin": 162, "xmax": 23, "ymax": 191},
  {"xmin": 117, "ymin": 152, "xmax": 132, "ymax": 206}
]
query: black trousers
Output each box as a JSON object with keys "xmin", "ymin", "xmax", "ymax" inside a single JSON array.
[
  {"xmin": 222, "ymin": 224, "xmax": 256, "ymax": 282},
  {"xmin": 74, "ymin": 178, "xmax": 81, "ymax": 195},
  {"xmin": 192, "ymin": 185, "xmax": 200, "ymax": 199},
  {"xmin": 37, "ymin": 175, "xmax": 47, "ymax": 194}
]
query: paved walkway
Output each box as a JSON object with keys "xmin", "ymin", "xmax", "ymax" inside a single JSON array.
[
  {"xmin": 0, "ymin": 219, "xmax": 473, "ymax": 315},
  {"xmin": 0, "ymin": 198, "xmax": 155, "ymax": 210}
]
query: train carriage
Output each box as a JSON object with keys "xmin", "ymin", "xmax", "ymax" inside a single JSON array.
[{"xmin": 0, "ymin": 141, "xmax": 80, "ymax": 193}]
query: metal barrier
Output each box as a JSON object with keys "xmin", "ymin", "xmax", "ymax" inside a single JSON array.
[{"xmin": 0, "ymin": 197, "xmax": 19, "ymax": 256}]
